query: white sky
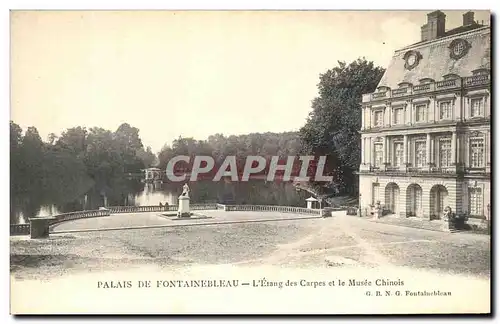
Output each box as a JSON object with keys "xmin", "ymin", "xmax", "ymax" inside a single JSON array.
[{"xmin": 10, "ymin": 10, "xmax": 490, "ymax": 152}]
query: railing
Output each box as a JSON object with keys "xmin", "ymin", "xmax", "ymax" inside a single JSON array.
[
  {"xmin": 222, "ymin": 204, "xmax": 323, "ymax": 215},
  {"xmin": 435, "ymin": 78, "xmax": 460, "ymax": 89},
  {"xmin": 361, "ymin": 165, "xmax": 460, "ymax": 175},
  {"xmin": 191, "ymin": 203, "xmax": 218, "ymax": 210},
  {"xmin": 364, "ymin": 73, "xmax": 489, "ymax": 103},
  {"xmin": 413, "ymin": 83, "xmax": 432, "ymax": 93},
  {"xmin": 10, "ymin": 224, "xmax": 30, "ymax": 236},
  {"xmin": 107, "ymin": 205, "xmax": 178, "ymax": 213},
  {"xmin": 49, "ymin": 209, "xmax": 111, "ymax": 226},
  {"xmin": 430, "ymin": 167, "xmax": 456, "ymax": 174},
  {"xmin": 465, "ymin": 167, "xmax": 489, "ymax": 174},
  {"xmin": 391, "ymin": 87, "xmax": 409, "ymax": 97},
  {"xmin": 464, "ymin": 75, "xmax": 490, "ymax": 87},
  {"xmin": 346, "ymin": 206, "xmax": 358, "ymax": 216}
]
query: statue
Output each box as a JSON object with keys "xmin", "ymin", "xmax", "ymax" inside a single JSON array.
[
  {"xmin": 181, "ymin": 183, "xmax": 190, "ymax": 197},
  {"xmin": 178, "ymin": 183, "xmax": 191, "ymax": 218},
  {"xmin": 443, "ymin": 206, "xmax": 452, "ymax": 221}
]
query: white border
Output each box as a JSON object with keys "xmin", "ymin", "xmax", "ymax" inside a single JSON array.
[{"xmin": 2, "ymin": 1, "xmax": 497, "ymax": 323}]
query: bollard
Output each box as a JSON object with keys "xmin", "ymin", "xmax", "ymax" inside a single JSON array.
[{"xmin": 29, "ymin": 217, "xmax": 56, "ymax": 239}]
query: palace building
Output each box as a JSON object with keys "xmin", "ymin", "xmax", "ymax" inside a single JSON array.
[{"xmin": 358, "ymin": 11, "xmax": 490, "ymax": 225}]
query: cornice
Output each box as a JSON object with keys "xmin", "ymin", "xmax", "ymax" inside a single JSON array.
[{"xmin": 393, "ymin": 26, "xmax": 490, "ymax": 55}]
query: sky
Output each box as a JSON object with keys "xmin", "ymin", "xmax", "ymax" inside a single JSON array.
[{"xmin": 10, "ymin": 10, "xmax": 490, "ymax": 153}]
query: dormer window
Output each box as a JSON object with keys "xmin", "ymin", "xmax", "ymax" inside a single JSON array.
[
  {"xmin": 377, "ymin": 86, "xmax": 390, "ymax": 93},
  {"xmin": 398, "ymin": 82, "xmax": 413, "ymax": 88},
  {"xmin": 419, "ymin": 78, "xmax": 435, "ymax": 84},
  {"xmin": 472, "ymin": 68, "xmax": 489, "ymax": 76},
  {"xmin": 443, "ymin": 73, "xmax": 460, "ymax": 80}
]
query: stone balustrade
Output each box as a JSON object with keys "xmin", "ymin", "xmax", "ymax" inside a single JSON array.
[
  {"xmin": 364, "ymin": 74, "xmax": 489, "ymax": 103},
  {"xmin": 10, "ymin": 224, "xmax": 30, "ymax": 236},
  {"xmin": 464, "ymin": 74, "xmax": 490, "ymax": 87},
  {"xmin": 222, "ymin": 204, "xmax": 325, "ymax": 215},
  {"xmin": 10, "ymin": 203, "xmax": 349, "ymax": 236},
  {"xmin": 107, "ymin": 205, "xmax": 178, "ymax": 213},
  {"xmin": 49, "ymin": 209, "xmax": 111, "ymax": 226},
  {"xmin": 436, "ymin": 78, "xmax": 460, "ymax": 89}
]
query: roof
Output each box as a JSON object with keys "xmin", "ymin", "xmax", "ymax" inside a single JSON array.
[
  {"xmin": 306, "ymin": 197, "xmax": 318, "ymax": 202},
  {"xmin": 377, "ymin": 25, "xmax": 490, "ymax": 89}
]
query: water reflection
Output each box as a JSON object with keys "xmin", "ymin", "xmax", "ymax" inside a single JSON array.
[
  {"xmin": 134, "ymin": 182, "xmax": 177, "ymax": 206},
  {"xmin": 11, "ymin": 180, "xmax": 309, "ymax": 224}
]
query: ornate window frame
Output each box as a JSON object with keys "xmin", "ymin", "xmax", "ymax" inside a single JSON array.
[
  {"xmin": 414, "ymin": 103, "xmax": 428, "ymax": 123},
  {"xmin": 436, "ymin": 98, "xmax": 454, "ymax": 121},
  {"xmin": 466, "ymin": 181, "xmax": 485, "ymax": 217},
  {"xmin": 393, "ymin": 140, "xmax": 404, "ymax": 167},
  {"xmin": 437, "ymin": 137, "xmax": 452, "ymax": 168},
  {"xmin": 468, "ymin": 95, "xmax": 486, "ymax": 118},
  {"xmin": 414, "ymin": 139, "xmax": 427, "ymax": 168},
  {"xmin": 467, "ymin": 131, "xmax": 486, "ymax": 169},
  {"xmin": 373, "ymin": 109, "xmax": 385, "ymax": 127},
  {"xmin": 403, "ymin": 50, "xmax": 422, "ymax": 70},
  {"xmin": 391, "ymin": 102, "xmax": 406, "ymax": 126}
]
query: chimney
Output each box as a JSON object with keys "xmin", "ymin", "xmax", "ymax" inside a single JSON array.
[
  {"xmin": 421, "ymin": 10, "xmax": 446, "ymax": 41},
  {"xmin": 463, "ymin": 11, "xmax": 475, "ymax": 26}
]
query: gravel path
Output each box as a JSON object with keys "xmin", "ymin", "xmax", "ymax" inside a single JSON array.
[{"xmin": 11, "ymin": 212, "xmax": 490, "ymax": 281}]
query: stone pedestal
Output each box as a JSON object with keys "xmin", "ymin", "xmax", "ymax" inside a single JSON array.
[
  {"xmin": 29, "ymin": 217, "xmax": 56, "ymax": 239},
  {"xmin": 177, "ymin": 195, "xmax": 191, "ymax": 218}
]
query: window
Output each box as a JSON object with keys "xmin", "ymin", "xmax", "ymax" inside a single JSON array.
[
  {"xmin": 415, "ymin": 104, "xmax": 427, "ymax": 122},
  {"xmin": 472, "ymin": 69, "xmax": 489, "ymax": 76},
  {"xmin": 470, "ymin": 98, "xmax": 484, "ymax": 117},
  {"xmin": 408, "ymin": 185, "xmax": 422, "ymax": 216},
  {"xmin": 439, "ymin": 139, "xmax": 452, "ymax": 167},
  {"xmin": 470, "ymin": 138, "xmax": 485, "ymax": 168},
  {"xmin": 393, "ymin": 108, "xmax": 403, "ymax": 125},
  {"xmin": 415, "ymin": 141, "xmax": 426, "ymax": 167},
  {"xmin": 468, "ymin": 188, "xmax": 482, "ymax": 216},
  {"xmin": 372, "ymin": 183, "xmax": 380, "ymax": 205},
  {"xmin": 374, "ymin": 143, "xmax": 383, "ymax": 167},
  {"xmin": 394, "ymin": 142, "xmax": 404, "ymax": 167},
  {"xmin": 374, "ymin": 111, "xmax": 383, "ymax": 127},
  {"xmin": 439, "ymin": 101, "xmax": 452, "ymax": 120}
]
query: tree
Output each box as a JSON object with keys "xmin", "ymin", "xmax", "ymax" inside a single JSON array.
[
  {"xmin": 114, "ymin": 123, "xmax": 145, "ymax": 173},
  {"xmin": 299, "ymin": 58, "xmax": 385, "ymax": 195},
  {"xmin": 137, "ymin": 146, "xmax": 157, "ymax": 168},
  {"xmin": 55, "ymin": 126, "xmax": 87, "ymax": 157}
]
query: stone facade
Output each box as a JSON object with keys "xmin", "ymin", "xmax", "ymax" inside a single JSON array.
[{"xmin": 358, "ymin": 11, "xmax": 490, "ymax": 224}]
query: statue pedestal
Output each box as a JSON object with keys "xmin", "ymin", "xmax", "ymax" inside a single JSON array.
[{"xmin": 177, "ymin": 195, "xmax": 191, "ymax": 218}]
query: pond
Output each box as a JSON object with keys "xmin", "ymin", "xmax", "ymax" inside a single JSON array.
[{"xmin": 10, "ymin": 179, "xmax": 311, "ymax": 224}]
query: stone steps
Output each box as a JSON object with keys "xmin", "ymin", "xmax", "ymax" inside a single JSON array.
[{"xmin": 364, "ymin": 215, "xmax": 462, "ymax": 233}]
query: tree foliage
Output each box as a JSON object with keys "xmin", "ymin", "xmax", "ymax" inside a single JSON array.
[
  {"xmin": 157, "ymin": 132, "xmax": 302, "ymax": 170},
  {"xmin": 299, "ymin": 58, "xmax": 385, "ymax": 194},
  {"xmin": 10, "ymin": 121, "xmax": 153, "ymax": 221}
]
